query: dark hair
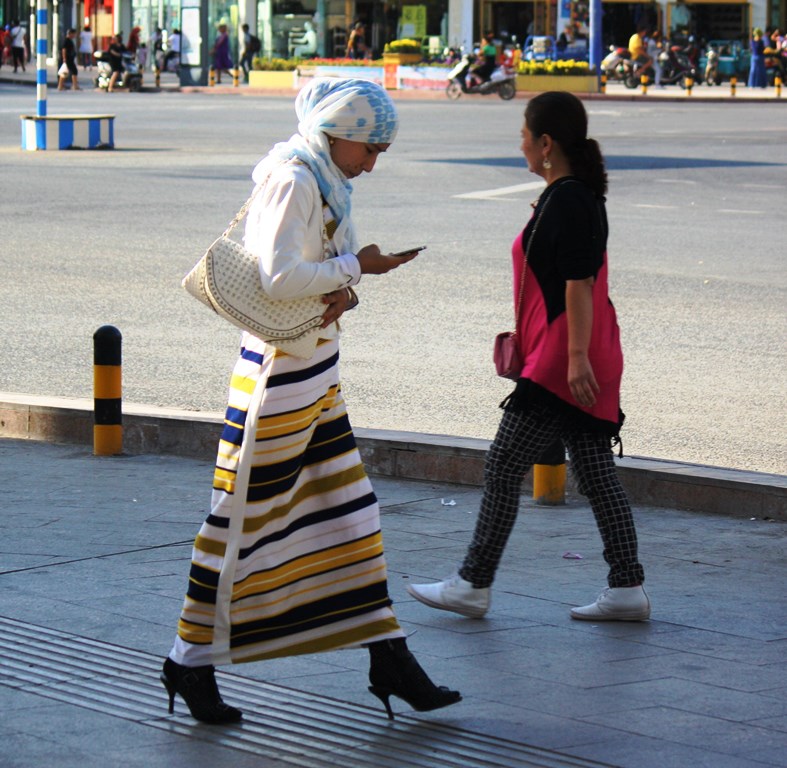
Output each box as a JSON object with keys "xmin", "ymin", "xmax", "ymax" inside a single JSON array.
[{"xmin": 524, "ymin": 91, "xmax": 607, "ymax": 198}]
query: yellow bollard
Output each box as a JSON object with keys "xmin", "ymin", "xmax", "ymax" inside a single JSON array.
[
  {"xmin": 640, "ymin": 73, "xmax": 648, "ymax": 95},
  {"xmin": 730, "ymin": 76, "xmax": 737, "ymax": 97},
  {"xmin": 600, "ymin": 73, "xmax": 607, "ymax": 94},
  {"xmin": 685, "ymin": 75, "xmax": 693, "ymax": 96},
  {"xmin": 209, "ymin": 66, "xmax": 216, "ymax": 87},
  {"xmin": 93, "ymin": 325, "xmax": 123, "ymax": 456},
  {"xmin": 776, "ymin": 76, "xmax": 782, "ymax": 98},
  {"xmin": 233, "ymin": 68, "xmax": 240, "ymax": 87},
  {"xmin": 533, "ymin": 439, "xmax": 566, "ymax": 506}
]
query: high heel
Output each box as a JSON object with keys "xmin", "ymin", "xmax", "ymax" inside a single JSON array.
[
  {"xmin": 367, "ymin": 638, "xmax": 461, "ymax": 720},
  {"xmin": 160, "ymin": 657, "xmax": 243, "ymax": 724}
]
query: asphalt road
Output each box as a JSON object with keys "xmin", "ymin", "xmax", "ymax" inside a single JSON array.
[{"xmin": 0, "ymin": 85, "xmax": 784, "ymax": 474}]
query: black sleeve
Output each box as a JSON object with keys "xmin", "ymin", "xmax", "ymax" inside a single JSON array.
[{"xmin": 553, "ymin": 184, "xmax": 606, "ymax": 281}]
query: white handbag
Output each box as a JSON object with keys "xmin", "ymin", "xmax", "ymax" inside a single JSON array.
[{"xmin": 182, "ymin": 187, "xmax": 327, "ymax": 360}]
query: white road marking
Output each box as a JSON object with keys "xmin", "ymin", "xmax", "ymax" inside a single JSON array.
[
  {"xmin": 655, "ymin": 178, "xmax": 698, "ymax": 185},
  {"xmin": 632, "ymin": 203, "xmax": 679, "ymax": 209},
  {"xmin": 718, "ymin": 209, "xmax": 764, "ymax": 214},
  {"xmin": 454, "ymin": 180, "xmax": 545, "ymax": 200}
]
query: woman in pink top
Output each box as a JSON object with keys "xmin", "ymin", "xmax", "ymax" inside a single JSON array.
[{"xmin": 408, "ymin": 92, "xmax": 650, "ymax": 624}]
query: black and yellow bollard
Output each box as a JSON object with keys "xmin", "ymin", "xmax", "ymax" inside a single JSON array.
[
  {"xmin": 93, "ymin": 325, "xmax": 122, "ymax": 456},
  {"xmin": 154, "ymin": 66, "xmax": 161, "ymax": 88},
  {"xmin": 209, "ymin": 66, "xmax": 216, "ymax": 87},
  {"xmin": 533, "ymin": 439, "xmax": 566, "ymax": 506},
  {"xmin": 600, "ymin": 73, "xmax": 607, "ymax": 94},
  {"xmin": 776, "ymin": 76, "xmax": 782, "ymax": 98},
  {"xmin": 640, "ymin": 73, "xmax": 648, "ymax": 95},
  {"xmin": 233, "ymin": 67, "xmax": 240, "ymax": 87},
  {"xmin": 730, "ymin": 76, "xmax": 737, "ymax": 97},
  {"xmin": 685, "ymin": 75, "xmax": 693, "ymax": 96}
]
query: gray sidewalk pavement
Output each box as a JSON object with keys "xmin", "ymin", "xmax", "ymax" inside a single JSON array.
[
  {"xmin": 1, "ymin": 436, "xmax": 785, "ymax": 768},
  {"xmin": 2, "ymin": 61, "xmax": 785, "ymax": 101}
]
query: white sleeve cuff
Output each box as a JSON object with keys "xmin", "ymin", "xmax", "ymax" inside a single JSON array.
[{"xmin": 335, "ymin": 252, "xmax": 362, "ymax": 286}]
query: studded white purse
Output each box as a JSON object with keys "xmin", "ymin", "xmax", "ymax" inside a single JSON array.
[{"xmin": 182, "ymin": 186, "xmax": 327, "ymax": 360}]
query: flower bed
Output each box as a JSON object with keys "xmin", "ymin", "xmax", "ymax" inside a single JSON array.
[{"xmin": 247, "ymin": 57, "xmax": 599, "ymax": 94}]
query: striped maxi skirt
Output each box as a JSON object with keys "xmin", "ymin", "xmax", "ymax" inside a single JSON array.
[{"xmin": 172, "ymin": 334, "xmax": 404, "ymax": 667}]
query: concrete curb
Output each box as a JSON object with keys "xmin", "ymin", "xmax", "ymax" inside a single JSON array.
[{"xmin": 1, "ymin": 392, "xmax": 784, "ymax": 520}]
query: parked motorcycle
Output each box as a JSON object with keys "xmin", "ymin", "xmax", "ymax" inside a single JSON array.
[
  {"xmin": 601, "ymin": 46, "xmax": 633, "ymax": 84},
  {"xmin": 94, "ymin": 50, "xmax": 143, "ymax": 92},
  {"xmin": 446, "ymin": 54, "xmax": 516, "ymax": 100},
  {"xmin": 658, "ymin": 44, "xmax": 700, "ymax": 87}
]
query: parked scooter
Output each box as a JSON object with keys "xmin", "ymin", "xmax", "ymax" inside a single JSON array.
[
  {"xmin": 94, "ymin": 50, "xmax": 143, "ymax": 92},
  {"xmin": 658, "ymin": 44, "xmax": 700, "ymax": 87},
  {"xmin": 446, "ymin": 54, "xmax": 516, "ymax": 100},
  {"xmin": 601, "ymin": 46, "xmax": 632, "ymax": 84}
]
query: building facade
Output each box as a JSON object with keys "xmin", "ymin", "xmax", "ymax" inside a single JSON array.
[{"xmin": 2, "ymin": 0, "xmax": 783, "ymax": 66}]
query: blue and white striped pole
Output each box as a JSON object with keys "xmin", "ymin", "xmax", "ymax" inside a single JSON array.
[{"xmin": 36, "ymin": 0, "xmax": 47, "ymax": 117}]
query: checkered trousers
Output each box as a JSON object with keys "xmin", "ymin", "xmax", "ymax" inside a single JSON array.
[{"xmin": 459, "ymin": 404, "xmax": 645, "ymax": 589}]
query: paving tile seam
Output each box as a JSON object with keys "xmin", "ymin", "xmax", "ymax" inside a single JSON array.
[{"xmin": 0, "ymin": 616, "xmax": 619, "ymax": 768}]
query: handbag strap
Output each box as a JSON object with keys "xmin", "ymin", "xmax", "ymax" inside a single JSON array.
[
  {"xmin": 221, "ymin": 174, "xmax": 337, "ymax": 257},
  {"xmin": 512, "ymin": 178, "xmax": 575, "ymax": 331},
  {"xmin": 222, "ymin": 186, "xmax": 262, "ymax": 239}
]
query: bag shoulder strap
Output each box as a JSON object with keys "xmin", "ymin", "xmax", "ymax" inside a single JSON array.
[
  {"xmin": 223, "ymin": 165, "xmax": 338, "ymax": 256},
  {"xmin": 512, "ymin": 179, "xmax": 571, "ymax": 329}
]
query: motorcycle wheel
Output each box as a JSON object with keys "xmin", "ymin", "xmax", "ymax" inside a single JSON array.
[
  {"xmin": 128, "ymin": 77, "xmax": 142, "ymax": 92},
  {"xmin": 624, "ymin": 73, "xmax": 639, "ymax": 89},
  {"xmin": 446, "ymin": 81, "xmax": 462, "ymax": 100},
  {"xmin": 497, "ymin": 81, "xmax": 516, "ymax": 100}
]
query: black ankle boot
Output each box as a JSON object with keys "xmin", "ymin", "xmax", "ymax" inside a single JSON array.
[
  {"xmin": 160, "ymin": 657, "xmax": 243, "ymax": 724},
  {"xmin": 367, "ymin": 638, "xmax": 461, "ymax": 720}
]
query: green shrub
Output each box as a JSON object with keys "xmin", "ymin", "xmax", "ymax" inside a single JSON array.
[{"xmin": 252, "ymin": 57, "xmax": 298, "ymax": 71}]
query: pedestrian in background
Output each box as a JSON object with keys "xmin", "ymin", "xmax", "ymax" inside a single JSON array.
[
  {"xmin": 210, "ymin": 23, "xmax": 233, "ymax": 83},
  {"xmin": 345, "ymin": 21, "xmax": 366, "ymax": 59},
  {"xmin": 78, "ymin": 24, "xmax": 93, "ymax": 69},
  {"xmin": 647, "ymin": 30, "xmax": 663, "ymax": 86},
  {"xmin": 127, "ymin": 26, "xmax": 141, "ymax": 57},
  {"xmin": 1, "ymin": 25, "xmax": 12, "ymax": 68},
  {"xmin": 9, "ymin": 19, "xmax": 26, "ymax": 73},
  {"xmin": 748, "ymin": 27, "xmax": 767, "ymax": 88},
  {"xmin": 240, "ymin": 22, "xmax": 253, "ymax": 77},
  {"xmin": 160, "ymin": 78, "xmax": 461, "ymax": 725},
  {"xmin": 57, "ymin": 28, "xmax": 80, "ymax": 90},
  {"xmin": 107, "ymin": 33, "xmax": 126, "ymax": 92},
  {"xmin": 408, "ymin": 91, "xmax": 650, "ymax": 624}
]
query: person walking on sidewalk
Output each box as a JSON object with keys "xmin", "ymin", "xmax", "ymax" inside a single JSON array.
[
  {"xmin": 78, "ymin": 24, "xmax": 93, "ymax": 70},
  {"xmin": 161, "ymin": 78, "xmax": 461, "ymax": 725},
  {"xmin": 408, "ymin": 91, "xmax": 650, "ymax": 624},
  {"xmin": 9, "ymin": 20, "xmax": 26, "ymax": 73},
  {"xmin": 57, "ymin": 28, "xmax": 80, "ymax": 90},
  {"xmin": 210, "ymin": 23, "xmax": 233, "ymax": 83}
]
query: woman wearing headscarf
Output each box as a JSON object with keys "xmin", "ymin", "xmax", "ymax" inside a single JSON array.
[{"xmin": 161, "ymin": 78, "xmax": 461, "ymax": 724}]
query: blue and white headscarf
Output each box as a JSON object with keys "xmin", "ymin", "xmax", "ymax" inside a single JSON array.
[{"xmin": 251, "ymin": 78, "xmax": 398, "ymax": 246}]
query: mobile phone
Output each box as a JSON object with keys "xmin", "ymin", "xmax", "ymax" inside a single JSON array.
[{"xmin": 389, "ymin": 245, "xmax": 427, "ymax": 258}]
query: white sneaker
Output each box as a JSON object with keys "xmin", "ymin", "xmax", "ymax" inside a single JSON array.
[
  {"xmin": 570, "ymin": 586, "xmax": 651, "ymax": 621},
  {"xmin": 406, "ymin": 573, "xmax": 490, "ymax": 618}
]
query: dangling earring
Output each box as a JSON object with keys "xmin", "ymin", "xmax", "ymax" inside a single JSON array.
[
  {"xmin": 328, "ymin": 137, "xmax": 336, "ymax": 146},
  {"xmin": 543, "ymin": 156, "xmax": 552, "ymax": 170}
]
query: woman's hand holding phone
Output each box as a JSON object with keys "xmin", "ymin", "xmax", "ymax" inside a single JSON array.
[{"xmin": 356, "ymin": 244, "xmax": 425, "ymax": 274}]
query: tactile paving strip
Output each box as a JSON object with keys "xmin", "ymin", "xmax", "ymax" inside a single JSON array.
[{"xmin": 0, "ymin": 616, "xmax": 616, "ymax": 768}]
